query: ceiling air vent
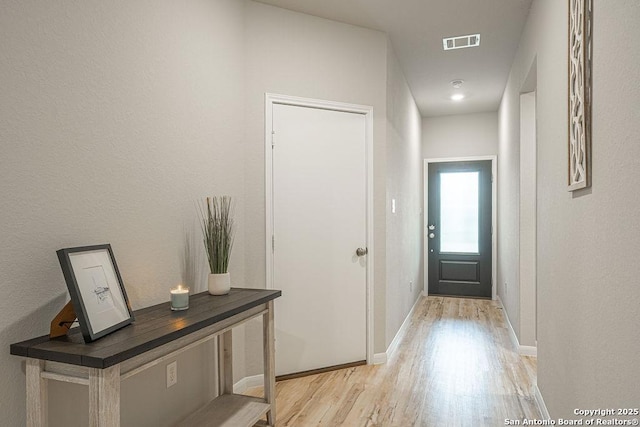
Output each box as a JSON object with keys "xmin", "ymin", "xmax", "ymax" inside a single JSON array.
[{"xmin": 442, "ymin": 34, "xmax": 481, "ymax": 51}]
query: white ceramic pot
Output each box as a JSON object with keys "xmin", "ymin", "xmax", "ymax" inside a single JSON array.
[{"xmin": 208, "ymin": 273, "xmax": 231, "ymax": 295}]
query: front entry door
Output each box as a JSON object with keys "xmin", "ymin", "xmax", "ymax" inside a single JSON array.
[
  {"xmin": 428, "ymin": 161, "xmax": 492, "ymax": 298},
  {"xmin": 271, "ymin": 102, "xmax": 367, "ymax": 377}
]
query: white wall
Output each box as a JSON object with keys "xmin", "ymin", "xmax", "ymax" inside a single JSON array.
[
  {"xmin": 243, "ymin": 1, "xmax": 389, "ymax": 361},
  {"xmin": 385, "ymin": 44, "xmax": 423, "ymax": 348},
  {"xmin": 499, "ymin": 0, "xmax": 640, "ymax": 418},
  {"xmin": 0, "ymin": 1, "xmax": 245, "ymax": 425},
  {"xmin": 422, "ymin": 112, "xmax": 498, "ymax": 159}
]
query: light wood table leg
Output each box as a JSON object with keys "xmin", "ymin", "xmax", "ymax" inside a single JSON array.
[
  {"xmin": 217, "ymin": 331, "xmax": 233, "ymax": 395},
  {"xmin": 263, "ymin": 300, "xmax": 276, "ymax": 426},
  {"xmin": 89, "ymin": 365, "xmax": 120, "ymax": 427},
  {"xmin": 26, "ymin": 359, "xmax": 48, "ymax": 427}
]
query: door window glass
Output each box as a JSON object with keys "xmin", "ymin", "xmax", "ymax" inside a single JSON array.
[{"xmin": 440, "ymin": 172, "xmax": 479, "ymax": 253}]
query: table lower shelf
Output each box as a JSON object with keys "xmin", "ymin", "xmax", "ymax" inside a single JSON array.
[{"xmin": 176, "ymin": 394, "xmax": 271, "ymax": 427}]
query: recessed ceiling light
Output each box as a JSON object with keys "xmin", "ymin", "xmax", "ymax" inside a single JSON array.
[
  {"xmin": 443, "ymin": 34, "xmax": 481, "ymax": 51},
  {"xmin": 451, "ymin": 94, "xmax": 465, "ymax": 101}
]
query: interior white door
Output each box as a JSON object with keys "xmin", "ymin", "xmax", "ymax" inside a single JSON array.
[{"xmin": 272, "ymin": 103, "xmax": 367, "ymax": 377}]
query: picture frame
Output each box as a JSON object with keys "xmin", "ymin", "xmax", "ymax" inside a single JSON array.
[
  {"xmin": 57, "ymin": 244, "xmax": 134, "ymax": 342},
  {"xmin": 568, "ymin": 0, "xmax": 593, "ymax": 191}
]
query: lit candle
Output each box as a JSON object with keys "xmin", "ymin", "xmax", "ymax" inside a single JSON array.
[{"xmin": 170, "ymin": 285, "xmax": 189, "ymax": 311}]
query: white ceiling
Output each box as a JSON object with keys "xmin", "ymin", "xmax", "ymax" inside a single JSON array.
[{"xmin": 254, "ymin": 0, "xmax": 532, "ymax": 117}]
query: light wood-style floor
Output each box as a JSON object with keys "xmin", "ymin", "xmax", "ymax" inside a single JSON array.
[{"xmin": 247, "ymin": 296, "xmax": 539, "ymax": 426}]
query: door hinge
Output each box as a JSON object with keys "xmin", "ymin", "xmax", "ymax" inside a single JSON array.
[
  {"xmin": 491, "ymin": 173, "xmax": 494, "ymax": 183},
  {"xmin": 271, "ymin": 235, "xmax": 275, "ymax": 252},
  {"xmin": 271, "ymin": 130, "xmax": 275, "ymax": 147}
]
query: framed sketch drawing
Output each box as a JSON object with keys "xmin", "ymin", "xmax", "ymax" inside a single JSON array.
[
  {"xmin": 57, "ymin": 244, "xmax": 134, "ymax": 342},
  {"xmin": 568, "ymin": 0, "xmax": 593, "ymax": 191}
]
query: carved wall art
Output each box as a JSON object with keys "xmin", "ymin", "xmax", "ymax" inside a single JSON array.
[{"xmin": 568, "ymin": 0, "xmax": 593, "ymax": 191}]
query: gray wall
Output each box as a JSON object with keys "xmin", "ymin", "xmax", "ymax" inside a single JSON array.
[
  {"xmin": 518, "ymin": 90, "xmax": 537, "ymax": 348},
  {"xmin": 385, "ymin": 44, "xmax": 423, "ymax": 347},
  {"xmin": 498, "ymin": 62, "xmax": 522, "ymax": 342},
  {"xmin": 422, "ymin": 112, "xmax": 498, "ymax": 159},
  {"xmin": 499, "ymin": 0, "xmax": 640, "ymax": 417},
  {"xmin": 0, "ymin": 1, "xmax": 245, "ymax": 425}
]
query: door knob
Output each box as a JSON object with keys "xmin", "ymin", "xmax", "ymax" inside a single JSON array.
[{"xmin": 356, "ymin": 247, "xmax": 368, "ymax": 257}]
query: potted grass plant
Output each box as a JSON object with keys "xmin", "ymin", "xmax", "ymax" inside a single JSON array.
[{"xmin": 198, "ymin": 196, "xmax": 235, "ymax": 295}]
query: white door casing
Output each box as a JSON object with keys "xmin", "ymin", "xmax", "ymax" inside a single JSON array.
[{"xmin": 265, "ymin": 94, "xmax": 374, "ymax": 374}]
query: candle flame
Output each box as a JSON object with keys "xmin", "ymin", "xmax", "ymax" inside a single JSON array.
[{"xmin": 171, "ymin": 284, "xmax": 188, "ymax": 294}]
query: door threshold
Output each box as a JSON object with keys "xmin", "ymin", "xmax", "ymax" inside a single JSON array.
[
  {"xmin": 276, "ymin": 360, "xmax": 366, "ymax": 382},
  {"xmin": 429, "ymin": 294, "xmax": 492, "ymax": 300}
]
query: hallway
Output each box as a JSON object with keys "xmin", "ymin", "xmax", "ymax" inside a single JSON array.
[{"xmin": 248, "ymin": 296, "xmax": 539, "ymax": 426}]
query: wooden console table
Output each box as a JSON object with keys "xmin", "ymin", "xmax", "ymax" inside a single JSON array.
[{"xmin": 10, "ymin": 288, "xmax": 281, "ymax": 427}]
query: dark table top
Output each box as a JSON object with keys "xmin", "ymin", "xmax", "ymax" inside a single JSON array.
[{"xmin": 10, "ymin": 288, "xmax": 281, "ymax": 369}]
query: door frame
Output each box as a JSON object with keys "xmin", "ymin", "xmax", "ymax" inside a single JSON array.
[
  {"xmin": 423, "ymin": 156, "xmax": 497, "ymax": 299},
  {"xmin": 265, "ymin": 93, "xmax": 374, "ymax": 364}
]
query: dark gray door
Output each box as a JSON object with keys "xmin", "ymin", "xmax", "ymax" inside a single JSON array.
[{"xmin": 428, "ymin": 161, "xmax": 492, "ymax": 298}]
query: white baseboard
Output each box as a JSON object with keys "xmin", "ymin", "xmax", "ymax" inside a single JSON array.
[
  {"xmin": 233, "ymin": 374, "xmax": 264, "ymax": 393},
  {"xmin": 533, "ymin": 384, "xmax": 550, "ymax": 419},
  {"xmin": 373, "ymin": 352, "xmax": 387, "ymax": 365},
  {"xmin": 374, "ymin": 291, "xmax": 425, "ymax": 365},
  {"xmin": 497, "ymin": 296, "xmax": 537, "ymax": 357},
  {"xmin": 519, "ymin": 345, "xmax": 537, "ymax": 357}
]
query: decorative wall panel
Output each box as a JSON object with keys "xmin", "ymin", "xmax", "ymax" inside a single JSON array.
[{"xmin": 568, "ymin": 0, "xmax": 593, "ymax": 191}]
